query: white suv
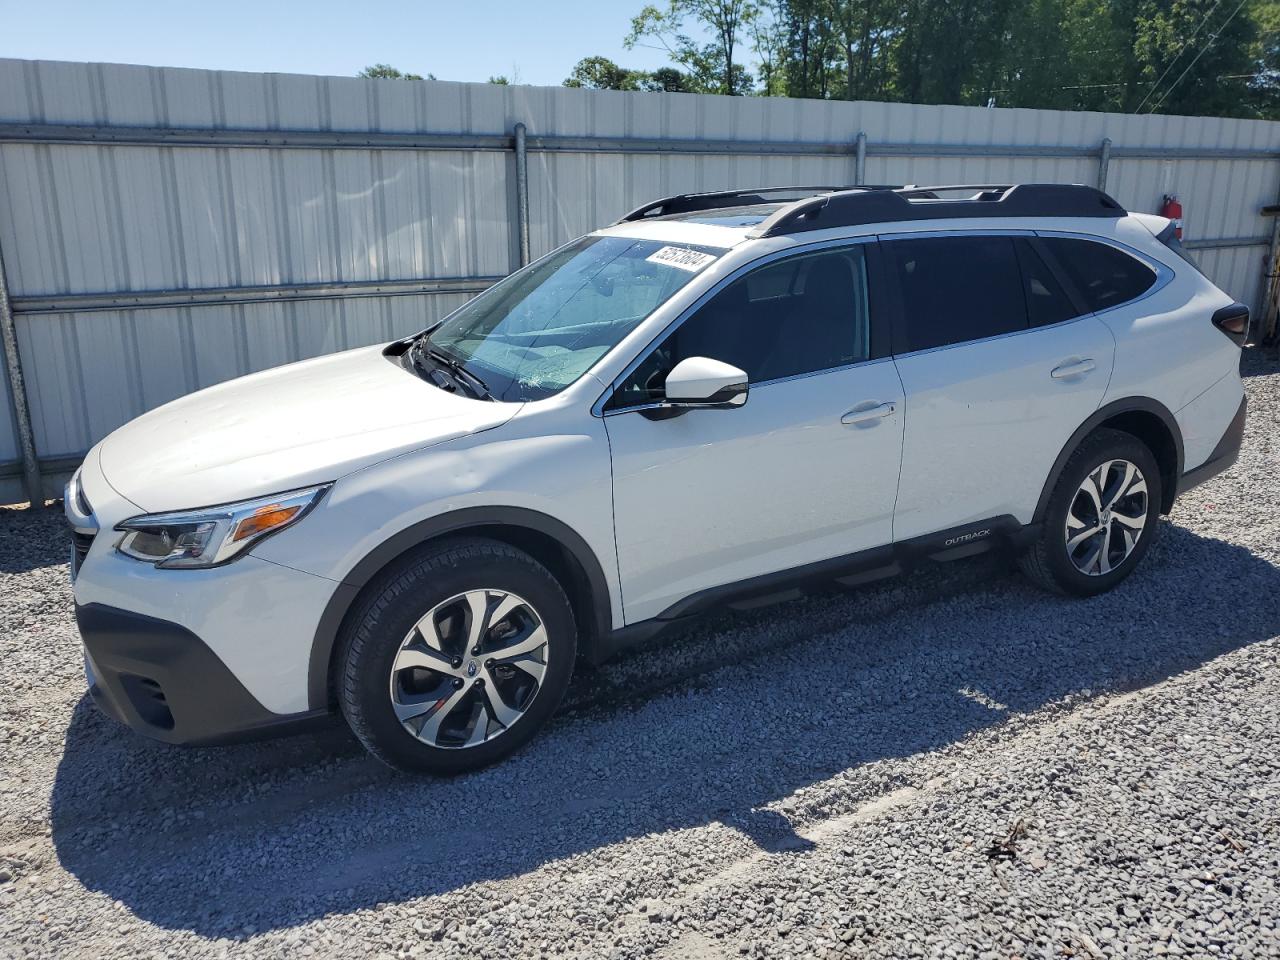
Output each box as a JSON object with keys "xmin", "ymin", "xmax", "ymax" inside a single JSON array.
[{"xmin": 66, "ymin": 184, "xmax": 1252, "ymax": 773}]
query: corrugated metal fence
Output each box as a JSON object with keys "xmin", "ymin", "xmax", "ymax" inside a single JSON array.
[{"xmin": 1, "ymin": 57, "xmax": 1278, "ymax": 505}]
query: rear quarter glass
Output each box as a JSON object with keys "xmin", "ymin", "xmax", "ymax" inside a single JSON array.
[
  {"xmin": 1155, "ymin": 223, "xmax": 1210, "ymax": 279},
  {"xmin": 1039, "ymin": 237, "xmax": 1157, "ymax": 312}
]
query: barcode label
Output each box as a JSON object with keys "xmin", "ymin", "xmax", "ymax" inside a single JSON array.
[{"xmin": 646, "ymin": 246, "xmax": 717, "ymax": 272}]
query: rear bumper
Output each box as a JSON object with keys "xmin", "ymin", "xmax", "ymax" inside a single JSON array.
[
  {"xmin": 77, "ymin": 602, "xmax": 330, "ymax": 746},
  {"xmin": 1177, "ymin": 396, "xmax": 1246, "ymax": 497}
]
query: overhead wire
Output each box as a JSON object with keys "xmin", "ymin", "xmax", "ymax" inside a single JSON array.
[
  {"xmin": 1145, "ymin": 0, "xmax": 1250, "ymax": 114},
  {"xmin": 1133, "ymin": 0, "xmax": 1225, "ymax": 113}
]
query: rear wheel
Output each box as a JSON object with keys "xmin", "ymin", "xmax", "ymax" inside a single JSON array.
[
  {"xmin": 1020, "ymin": 428, "xmax": 1162, "ymax": 597},
  {"xmin": 338, "ymin": 538, "xmax": 576, "ymax": 773}
]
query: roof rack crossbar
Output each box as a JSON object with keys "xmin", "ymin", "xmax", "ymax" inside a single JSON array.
[{"xmin": 751, "ymin": 183, "xmax": 1126, "ymax": 238}]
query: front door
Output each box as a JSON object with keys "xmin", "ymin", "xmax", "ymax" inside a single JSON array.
[{"xmin": 602, "ymin": 242, "xmax": 905, "ymax": 623}]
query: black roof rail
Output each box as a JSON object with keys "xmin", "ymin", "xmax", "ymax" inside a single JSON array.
[
  {"xmin": 617, "ymin": 185, "xmax": 874, "ymax": 222},
  {"xmin": 751, "ymin": 183, "xmax": 1126, "ymax": 238},
  {"xmin": 894, "ymin": 184, "xmax": 1016, "ymax": 199}
]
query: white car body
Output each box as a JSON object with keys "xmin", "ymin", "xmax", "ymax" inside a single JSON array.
[{"xmin": 67, "ymin": 184, "xmax": 1248, "ymax": 751}]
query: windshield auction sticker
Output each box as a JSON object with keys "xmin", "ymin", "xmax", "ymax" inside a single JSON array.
[{"xmin": 646, "ymin": 246, "xmax": 718, "ymax": 272}]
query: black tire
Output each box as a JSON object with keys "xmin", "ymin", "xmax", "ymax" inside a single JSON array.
[
  {"xmin": 1019, "ymin": 428, "xmax": 1162, "ymax": 597},
  {"xmin": 337, "ymin": 537, "xmax": 576, "ymax": 774}
]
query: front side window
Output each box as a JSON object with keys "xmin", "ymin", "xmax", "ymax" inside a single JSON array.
[
  {"xmin": 423, "ymin": 236, "xmax": 724, "ymax": 401},
  {"xmin": 1039, "ymin": 237, "xmax": 1157, "ymax": 313},
  {"xmin": 607, "ymin": 245, "xmax": 871, "ymax": 410},
  {"xmin": 887, "ymin": 236, "xmax": 1027, "ymax": 353}
]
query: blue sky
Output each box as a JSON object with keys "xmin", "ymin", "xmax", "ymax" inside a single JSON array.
[{"xmin": 0, "ymin": 0, "xmax": 693, "ymax": 87}]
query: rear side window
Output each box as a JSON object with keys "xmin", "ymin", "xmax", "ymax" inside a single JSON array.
[
  {"xmin": 1039, "ymin": 237, "xmax": 1157, "ymax": 312},
  {"xmin": 1017, "ymin": 241, "xmax": 1079, "ymax": 327},
  {"xmin": 887, "ymin": 236, "xmax": 1026, "ymax": 352}
]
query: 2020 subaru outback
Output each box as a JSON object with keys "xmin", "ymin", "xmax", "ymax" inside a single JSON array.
[{"xmin": 65, "ymin": 184, "xmax": 1252, "ymax": 772}]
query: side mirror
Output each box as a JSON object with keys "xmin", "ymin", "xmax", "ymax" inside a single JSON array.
[{"xmin": 660, "ymin": 357, "xmax": 749, "ymax": 409}]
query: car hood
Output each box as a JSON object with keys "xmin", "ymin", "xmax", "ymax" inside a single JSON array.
[{"xmin": 98, "ymin": 344, "xmax": 519, "ymax": 512}]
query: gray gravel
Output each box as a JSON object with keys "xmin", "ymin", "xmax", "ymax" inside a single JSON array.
[{"xmin": 2, "ymin": 350, "xmax": 1278, "ymax": 960}]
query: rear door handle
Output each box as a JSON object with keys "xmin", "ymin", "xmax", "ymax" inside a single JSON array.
[
  {"xmin": 841, "ymin": 401, "xmax": 897, "ymax": 425},
  {"xmin": 1051, "ymin": 358, "xmax": 1096, "ymax": 380}
]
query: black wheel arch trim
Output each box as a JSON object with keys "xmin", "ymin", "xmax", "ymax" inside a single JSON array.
[
  {"xmin": 1033, "ymin": 396, "xmax": 1184, "ymax": 522},
  {"xmin": 306, "ymin": 506, "xmax": 615, "ymax": 711}
]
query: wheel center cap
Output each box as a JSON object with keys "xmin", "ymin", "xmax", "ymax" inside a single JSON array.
[
  {"xmin": 1102, "ymin": 509, "xmax": 1112, "ymax": 524},
  {"xmin": 466, "ymin": 660, "xmax": 478, "ymax": 678}
]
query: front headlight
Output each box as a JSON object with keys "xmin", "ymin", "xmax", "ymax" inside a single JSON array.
[{"xmin": 115, "ymin": 484, "xmax": 330, "ymax": 569}]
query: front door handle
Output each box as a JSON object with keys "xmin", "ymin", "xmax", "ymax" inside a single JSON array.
[
  {"xmin": 841, "ymin": 401, "xmax": 897, "ymax": 425},
  {"xmin": 1051, "ymin": 358, "xmax": 1096, "ymax": 380}
]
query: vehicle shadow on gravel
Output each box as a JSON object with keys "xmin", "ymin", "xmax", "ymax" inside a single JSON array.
[{"xmin": 48, "ymin": 521, "xmax": 1280, "ymax": 939}]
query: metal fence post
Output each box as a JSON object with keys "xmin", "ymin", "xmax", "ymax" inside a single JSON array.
[
  {"xmin": 0, "ymin": 245, "xmax": 43, "ymax": 506},
  {"xmin": 854, "ymin": 131, "xmax": 867, "ymax": 186},
  {"xmin": 514, "ymin": 122, "xmax": 531, "ymax": 268},
  {"xmin": 1097, "ymin": 137, "xmax": 1112, "ymax": 193},
  {"xmin": 1262, "ymin": 178, "xmax": 1280, "ymax": 345}
]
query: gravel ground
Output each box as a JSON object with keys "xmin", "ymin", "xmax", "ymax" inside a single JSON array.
[{"xmin": 2, "ymin": 351, "xmax": 1278, "ymax": 960}]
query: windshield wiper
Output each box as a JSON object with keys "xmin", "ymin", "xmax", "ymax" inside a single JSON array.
[{"xmin": 412, "ymin": 339, "xmax": 495, "ymax": 401}]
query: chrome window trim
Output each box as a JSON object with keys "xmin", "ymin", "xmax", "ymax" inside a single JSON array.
[
  {"xmin": 752, "ymin": 354, "xmax": 895, "ymax": 391},
  {"xmin": 879, "ymin": 228, "xmax": 1049, "ymax": 360},
  {"xmin": 883, "ymin": 228, "xmax": 1173, "ymax": 362},
  {"xmin": 1031, "ymin": 230, "xmax": 1174, "ymax": 319},
  {"xmin": 876, "ymin": 227, "xmax": 1038, "ymax": 241},
  {"xmin": 888, "ymin": 312, "xmax": 1089, "ymax": 360},
  {"xmin": 598, "ymin": 355, "xmax": 895, "ymax": 418},
  {"xmin": 591, "ymin": 235, "xmax": 877, "ymax": 418}
]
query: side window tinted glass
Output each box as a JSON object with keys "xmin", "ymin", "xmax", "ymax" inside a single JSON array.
[
  {"xmin": 888, "ymin": 236, "xmax": 1026, "ymax": 352},
  {"xmin": 607, "ymin": 246, "xmax": 870, "ymax": 410},
  {"xmin": 1040, "ymin": 238, "xmax": 1156, "ymax": 312},
  {"xmin": 1017, "ymin": 239, "xmax": 1080, "ymax": 327}
]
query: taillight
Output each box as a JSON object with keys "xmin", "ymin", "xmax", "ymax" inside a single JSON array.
[{"xmin": 1211, "ymin": 302, "xmax": 1252, "ymax": 347}]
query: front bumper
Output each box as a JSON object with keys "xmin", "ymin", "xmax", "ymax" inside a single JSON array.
[
  {"xmin": 67, "ymin": 445, "xmax": 344, "ymax": 744},
  {"xmin": 77, "ymin": 602, "xmax": 330, "ymax": 745}
]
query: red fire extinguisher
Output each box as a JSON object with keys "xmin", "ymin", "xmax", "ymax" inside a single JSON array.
[{"xmin": 1161, "ymin": 194, "xmax": 1184, "ymax": 240}]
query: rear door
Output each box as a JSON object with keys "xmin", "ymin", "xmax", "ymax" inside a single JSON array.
[{"xmin": 886, "ymin": 232, "xmax": 1116, "ymax": 541}]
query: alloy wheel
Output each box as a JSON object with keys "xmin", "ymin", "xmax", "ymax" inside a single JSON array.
[
  {"xmin": 1064, "ymin": 458, "xmax": 1149, "ymax": 576},
  {"xmin": 388, "ymin": 589, "xmax": 550, "ymax": 748}
]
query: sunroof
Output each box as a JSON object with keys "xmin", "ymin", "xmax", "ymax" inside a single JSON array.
[{"xmin": 655, "ymin": 202, "xmax": 787, "ymax": 227}]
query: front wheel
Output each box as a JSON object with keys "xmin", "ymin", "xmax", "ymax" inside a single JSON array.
[
  {"xmin": 1019, "ymin": 428, "xmax": 1162, "ymax": 597},
  {"xmin": 337, "ymin": 538, "xmax": 577, "ymax": 774}
]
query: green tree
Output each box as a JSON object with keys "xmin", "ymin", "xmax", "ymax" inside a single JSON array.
[
  {"xmin": 749, "ymin": 0, "xmax": 791, "ymax": 94},
  {"xmin": 619, "ymin": 0, "xmax": 1279, "ymax": 117},
  {"xmin": 627, "ymin": 0, "xmax": 758, "ymax": 94},
  {"xmin": 831, "ymin": 0, "xmax": 892, "ymax": 100},
  {"xmin": 1250, "ymin": 0, "xmax": 1280, "ymax": 114},
  {"xmin": 357, "ymin": 64, "xmax": 430, "ymax": 81},
  {"xmin": 890, "ymin": 0, "xmax": 1017, "ymax": 105},
  {"xmin": 1133, "ymin": 0, "xmax": 1260, "ymax": 116},
  {"xmin": 781, "ymin": 0, "xmax": 840, "ymax": 98},
  {"xmin": 1051, "ymin": 0, "xmax": 1132, "ymax": 111},
  {"xmin": 564, "ymin": 56, "xmax": 645, "ymax": 89},
  {"xmin": 643, "ymin": 67, "xmax": 694, "ymax": 91}
]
